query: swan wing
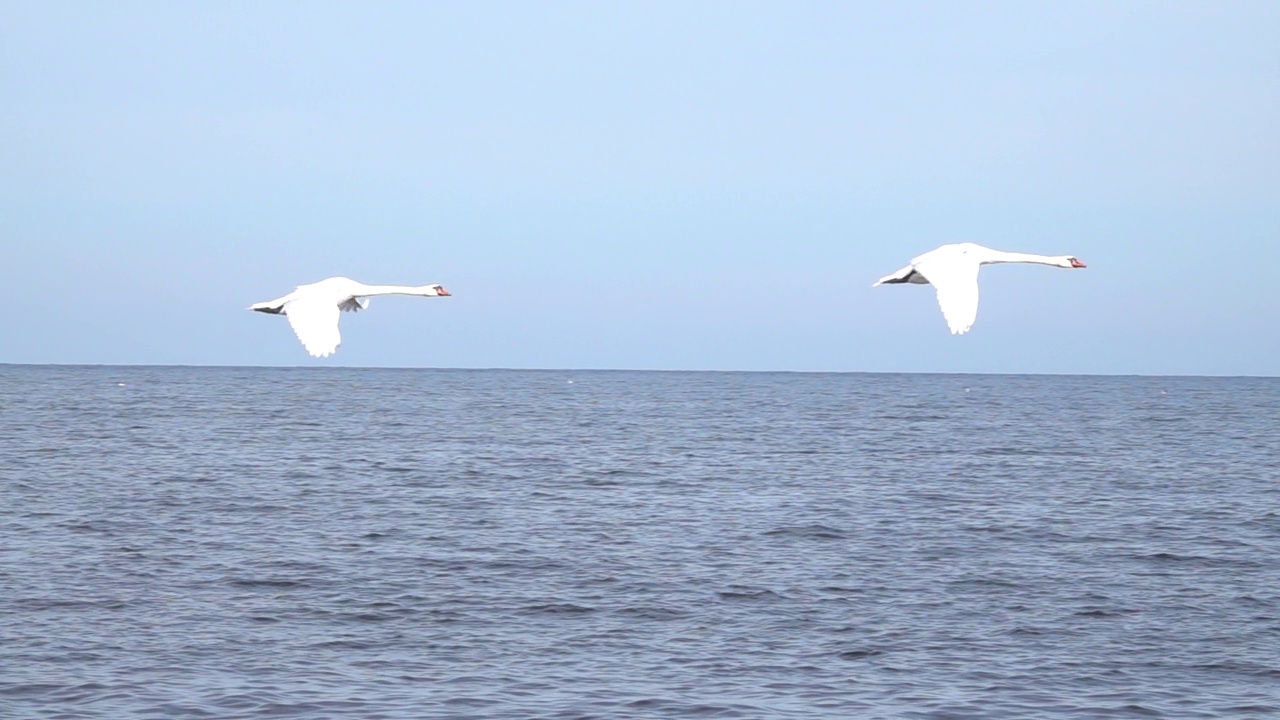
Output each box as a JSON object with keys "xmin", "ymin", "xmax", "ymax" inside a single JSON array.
[
  {"xmin": 915, "ymin": 258, "xmax": 980, "ymax": 335},
  {"xmin": 338, "ymin": 297, "xmax": 369, "ymax": 313},
  {"xmin": 283, "ymin": 299, "xmax": 342, "ymax": 357}
]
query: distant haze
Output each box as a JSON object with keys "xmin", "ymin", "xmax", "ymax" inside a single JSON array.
[{"xmin": 2, "ymin": 2, "xmax": 1277, "ymax": 374}]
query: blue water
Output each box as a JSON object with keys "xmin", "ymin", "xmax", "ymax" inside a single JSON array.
[{"xmin": 1, "ymin": 366, "xmax": 1278, "ymax": 719}]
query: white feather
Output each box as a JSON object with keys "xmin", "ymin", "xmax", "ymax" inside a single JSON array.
[{"xmin": 284, "ymin": 299, "xmax": 342, "ymax": 357}]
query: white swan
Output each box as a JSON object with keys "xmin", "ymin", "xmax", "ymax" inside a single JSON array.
[
  {"xmin": 250, "ymin": 276, "xmax": 451, "ymax": 357},
  {"xmin": 873, "ymin": 243, "xmax": 1085, "ymax": 335}
]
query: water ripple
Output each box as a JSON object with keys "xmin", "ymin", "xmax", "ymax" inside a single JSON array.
[{"xmin": 1, "ymin": 367, "xmax": 1278, "ymax": 718}]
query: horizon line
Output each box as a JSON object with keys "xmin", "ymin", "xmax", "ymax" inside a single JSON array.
[{"xmin": 1, "ymin": 362, "xmax": 1276, "ymax": 379}]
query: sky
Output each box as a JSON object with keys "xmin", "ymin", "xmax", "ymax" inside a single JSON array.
[{"xmin": 2, "ymin": 1, "xmax": 1277, "ymax": 374}]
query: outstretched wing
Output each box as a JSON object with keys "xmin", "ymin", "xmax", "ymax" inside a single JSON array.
[
  {"xmin": 914, "ymin": 258, "xmax": 980, "ymax": 335},
  {"xmin": 283, "ymin": 299, "xmax": 342, "ymax": 357}
]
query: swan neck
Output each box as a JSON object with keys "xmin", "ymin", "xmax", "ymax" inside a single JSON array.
[
  {"xmin": 981, "ymin": 250, "xmax": 1062, "ymax": 266},
  {"xmin": 355, "ymin": 284, "xmax": 435, "ymax": 297}
]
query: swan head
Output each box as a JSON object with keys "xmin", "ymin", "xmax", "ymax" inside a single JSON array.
[
  {"xmin": 1064, "ymin": 256, "xmax": 1086, "ymax": 269},
  {"xmin": 423, "ymin": 284, "xmax": 451, "ymax": 297}
]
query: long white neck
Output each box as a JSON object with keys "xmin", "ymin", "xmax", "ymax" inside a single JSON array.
[
  {"xmin": 978, "ymin": 250, "xmax": 1068, "ymax": 266},
  {"xmin": 352, "ymin": 284, "xmax": 439, "ymax": 297}
]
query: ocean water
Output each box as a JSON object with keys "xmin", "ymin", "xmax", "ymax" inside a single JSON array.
[{"xmin": 1, "ymin": 365, "xmax": 1278, "ymax": 719}]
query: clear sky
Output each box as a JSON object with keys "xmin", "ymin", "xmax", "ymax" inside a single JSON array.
[{"xmin": 2, "ymin": 1, "xmax": 1277, "ymax": 374}]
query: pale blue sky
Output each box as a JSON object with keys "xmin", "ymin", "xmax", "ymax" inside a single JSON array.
[{"xmin": 2, "ymin": 1, "xmax": 1277, "ymax": 374}]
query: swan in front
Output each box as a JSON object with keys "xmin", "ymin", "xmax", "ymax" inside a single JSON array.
[
  {"xmin": 250, "ymin": 276, "xmax": 452, "ymax": 357},
  {"xmin": 873, "ymin": 243, "xmax": 1085, "ymax": 335}
]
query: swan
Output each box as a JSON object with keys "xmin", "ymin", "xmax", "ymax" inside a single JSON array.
[
  {"xmin": 250, "ymin": 276, "xmax": 451, "ymax": 357},
  {"xmin": 873, "ymin": 243, "xmax": 1085, "ymax": 334}
]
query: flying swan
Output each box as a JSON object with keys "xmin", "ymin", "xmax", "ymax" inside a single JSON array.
[
  {"xmin": 873, "ymin": 243, "xmax": 1086, "ymax": 335},
  {"xmin": 250, "ymin": 277, "xmax": 452, "ymax": 357}
]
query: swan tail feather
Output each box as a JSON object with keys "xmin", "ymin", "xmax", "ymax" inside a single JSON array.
[
  {"xmin": 250, "ymin": 301, "xmax": 285, "ymax": 315},
  {"xmin": 873, "ymin": 265, "xmax": 919, "ymax": 287}
]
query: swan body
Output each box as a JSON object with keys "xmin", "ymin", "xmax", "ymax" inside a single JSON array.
[
  {"xmin": 873, "ymin": 243, "xmax": 1085, "ymax": 335},
  {"xmin": 250, "ymin": 276, "xmax": 451, "ymax": 357}
]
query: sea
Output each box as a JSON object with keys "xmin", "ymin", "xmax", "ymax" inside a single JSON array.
[{"xmin": 1, "ymin": 365, "xmax": 1277, "ymax": 719}]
